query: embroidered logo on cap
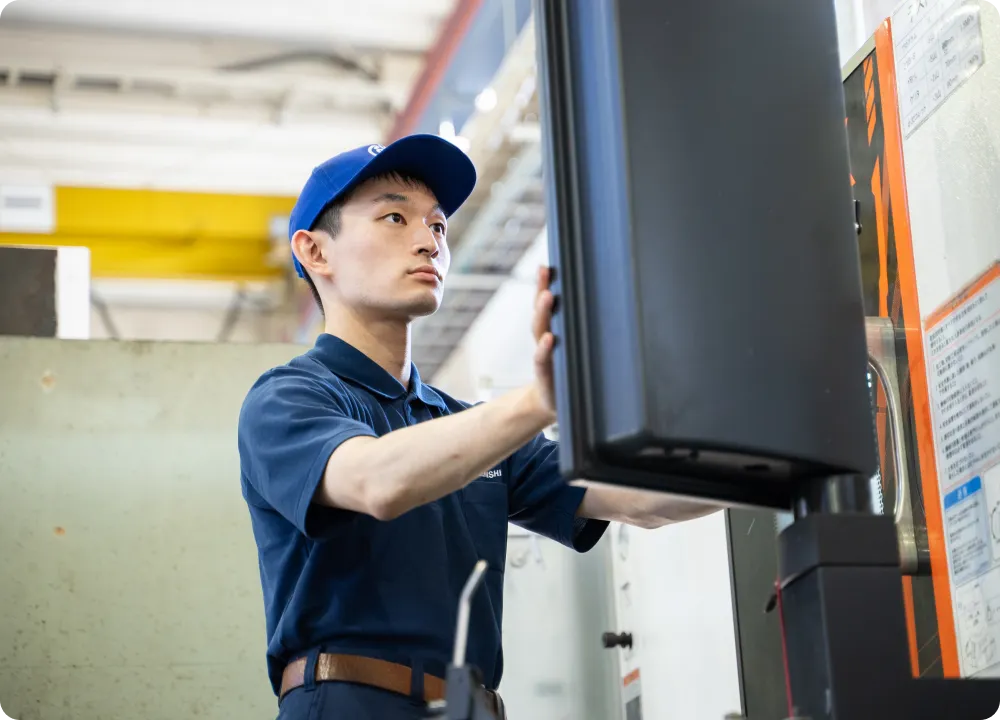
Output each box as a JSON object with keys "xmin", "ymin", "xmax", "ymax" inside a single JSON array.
[{"xmin": 368, "ymin": 144, "xmax": 385, "ymax": 156}]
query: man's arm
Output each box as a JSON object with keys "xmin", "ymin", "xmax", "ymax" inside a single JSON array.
[
  {"xmin": 574, "ymin": 482, "xmax": 722, "ymax": 530},
  {"xmin": 317, "ymin": 267, "xmax": 561, "ymax": 522},
  {"xmin": 316, "ymin": 383, "xmax": 555, "ymax": 521}
]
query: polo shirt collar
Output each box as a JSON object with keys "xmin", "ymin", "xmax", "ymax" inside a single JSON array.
[{"xmin": 311, "ymin": 333, "xmax": 448, "ymax": 410}]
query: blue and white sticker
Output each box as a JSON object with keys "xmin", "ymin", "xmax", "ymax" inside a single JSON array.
[{"xmin": 944, "ymin": 476, "xmax": 992, "ymax": 586}]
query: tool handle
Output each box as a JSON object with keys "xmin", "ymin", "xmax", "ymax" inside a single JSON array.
[{"xmin": 453, "ymin": 559, "xmax": 488, "ymax": 667}]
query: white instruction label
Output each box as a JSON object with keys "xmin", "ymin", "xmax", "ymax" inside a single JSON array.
[
  {"xmin": 927, "ymin": 264, "xmax": 1000, "ymax": 677},
  {"xmin": 892, "ymin": 0, "xmax": 985, "ymax": 137},
  {"xmin": 926, "ymin": 264, "xmax": 1000, "ymax": 491},
  {"xmin": 944, "ymin": 476, "xmax": 992, "ymax": 585}
]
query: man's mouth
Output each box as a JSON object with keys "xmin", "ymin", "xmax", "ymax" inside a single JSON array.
[{"xmin": 409, "ymin": 266, "xmax": 442, "ymax": 283}]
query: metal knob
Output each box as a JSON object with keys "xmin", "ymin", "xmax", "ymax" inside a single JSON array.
[{"xmin": 601, "ymin": 631, "xmax": 633, "ymax": 649}]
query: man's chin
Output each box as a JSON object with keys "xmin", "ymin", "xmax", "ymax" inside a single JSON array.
[
  {"xmin": 395, "ymin": 296, "xmax": 441, "ymax": 320},
  {"xmin": 408, "ymin": 302, "xmax": 441, "ymax": 319}
]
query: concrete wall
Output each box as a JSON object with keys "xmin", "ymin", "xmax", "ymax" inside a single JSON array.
[{"xmin": 0, "ymin": 337, "xmax": 303, "ymax": 720}]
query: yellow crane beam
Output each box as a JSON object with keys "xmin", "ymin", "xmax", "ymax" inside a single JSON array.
[{"xmin": 0, "ymin": 186, "xmax": 297, "ymax": 281}]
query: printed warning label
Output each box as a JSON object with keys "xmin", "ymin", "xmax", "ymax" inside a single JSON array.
[
  {"xmin": 926, "ymin": 263, "xmax": 1000, "ymax": 491},
  {"xmin": 945, "ymin": 476, "xmax": 992, "ymax": 586}
]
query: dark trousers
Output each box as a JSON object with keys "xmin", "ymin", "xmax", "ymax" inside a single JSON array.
[{"xmin": 277, "ymin": 682, "xmax": 431, "ymax": 720}]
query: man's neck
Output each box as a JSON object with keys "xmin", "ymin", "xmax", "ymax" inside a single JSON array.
[{"xmin": 324, "ymin": 309, "xmax": 412, "ymax": 387}]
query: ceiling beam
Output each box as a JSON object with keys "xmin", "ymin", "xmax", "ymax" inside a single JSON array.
[
  {"xmin": 0, "ymin": 110, "xmax": 384, "ymax": 195},
  {"xmin": 0, "ymin": 28, "xmax": 424, "ymax": 114},
  {"xmin": 2, "ymin": 0, "xmax": 454, "ymax": 54}
]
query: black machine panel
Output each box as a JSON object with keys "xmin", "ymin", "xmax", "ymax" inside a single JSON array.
[{"xmin": 534, "ymin": 0, "xmax": 879, "ymax": 509}]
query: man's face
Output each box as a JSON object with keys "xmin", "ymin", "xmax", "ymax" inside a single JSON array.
[{"xmin": 325, "ymin": 176, "xmax": 450, "ymax": 320}]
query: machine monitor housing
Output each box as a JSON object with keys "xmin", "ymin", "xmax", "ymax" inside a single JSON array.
[{"xmin": 534, "ymin": 0, "xmax": 879, "ymax": 510}]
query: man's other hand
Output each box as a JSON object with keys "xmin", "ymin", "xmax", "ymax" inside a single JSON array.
[{"xmin": 531, "ymin": 266, "xmax": 558, "ymax": 423}]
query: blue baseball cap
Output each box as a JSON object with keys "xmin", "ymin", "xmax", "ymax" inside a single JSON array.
[{"xmin": 287, "ymin": 133, "xmax": 477, "ymax": 278}]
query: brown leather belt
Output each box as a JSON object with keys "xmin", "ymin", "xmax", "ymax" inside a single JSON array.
[{"xmin": 280, "ymin": 653, "xmax": 506, "ymax": 718}]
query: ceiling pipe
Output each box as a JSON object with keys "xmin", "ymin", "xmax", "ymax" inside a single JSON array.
[
  {"xmin": 218, "ymin": 51, "xmax": 380, "ymax": 83},
  {"xmin": 384, "ymin": 0, "xmax": 484, "ymax": 142}
]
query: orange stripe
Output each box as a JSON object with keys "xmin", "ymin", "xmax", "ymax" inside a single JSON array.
[
  {"xmin": 902, "ymin": 577, "xmax": 921, "ymax": 676},
  {"xmin": 865, "ymin": 58, "xmax": 877, "ymax": 142},
  {"xmin": 876, "ymin": 20, "xmax": 960, "ymax": 676},
  {"xmin": 623, "ymin": 669, "xmax": 640, "ymax": 687},
  {"xmin": 925, "ymin": 262, "xmax": 1000, "ymax": 330},
  {"xmin": 867, "ymin": 91, "xmax": 877, "ymax": 143},
  {"xmin": 898, "ymin": 273, "xmax": 920, "ymax": 677}
]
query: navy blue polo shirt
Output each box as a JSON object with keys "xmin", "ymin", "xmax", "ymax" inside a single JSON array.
[{"xmin": 237, "ymin": 333, "xmax": 609, "ymax": 696}]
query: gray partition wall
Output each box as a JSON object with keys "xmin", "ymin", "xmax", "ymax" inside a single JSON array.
[{"xmin": 0, "ymin": 337, "xmax": 301, "ymax": 719}]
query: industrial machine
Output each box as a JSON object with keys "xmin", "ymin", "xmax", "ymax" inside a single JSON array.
[{"xmin": 438, "ymin": 0, "xmax": 1000, "ymax": 718}]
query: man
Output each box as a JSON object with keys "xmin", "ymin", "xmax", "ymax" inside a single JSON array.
[{"xmin": 238, "ymin": 134, "xmax": 716, "ymax": 719}]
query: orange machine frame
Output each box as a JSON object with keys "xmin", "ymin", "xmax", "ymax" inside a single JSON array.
[{"xmin": 846, "ymin": 21, "xmax": 959, "ymax": 677}]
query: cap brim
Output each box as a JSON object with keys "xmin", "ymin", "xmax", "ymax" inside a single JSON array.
[{"xmin": 349, "ymin": 134, "xmax": 477, "ymax": 217}]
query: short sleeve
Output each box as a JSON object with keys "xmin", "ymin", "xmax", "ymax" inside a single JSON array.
[
  {"xmin": 507, "ymin": 432, "xmax": 609, "ymax": 552},
  {"xmin": 238, "ymin": 370, "xmax": 378, "ymax": 540}
]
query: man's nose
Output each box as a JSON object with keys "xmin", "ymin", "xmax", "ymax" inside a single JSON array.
[{"xmin": 414, "ymin": 226, "xmax": 440, "ymax": 257}]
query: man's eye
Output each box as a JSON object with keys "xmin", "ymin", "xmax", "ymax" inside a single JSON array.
[
  {"xmin": 384, "ymin": 213, "xmax": 404, "ymax": 224},
  {"xmin": 431, "ymin": 222, "xmax": 446, "ymax": 234}
]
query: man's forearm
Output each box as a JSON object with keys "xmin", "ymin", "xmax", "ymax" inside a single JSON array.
[
  {"xmin": 575, "ymin": 482, "xmax": 721, "ymax": 529},
  {"xmin": 317, "ymin": 384, "xmax": 554, "ymax": 520}
]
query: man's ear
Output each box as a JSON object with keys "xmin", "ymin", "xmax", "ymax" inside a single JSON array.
[{"xmin": 290, "ymin": 230, "xmax": 333, "ymax": 279}]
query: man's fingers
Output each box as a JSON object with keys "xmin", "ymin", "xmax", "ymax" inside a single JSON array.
[
  {"xmin": 534, "ymin": 331, "xmax": 555, "ymax": 368},
  {"xmin": 533, "ymin": 289, "xmax": 553, "ymax": 341},
  {"xmin": 537, "ymin": 265, "xmax": 551, "ymax": 293},
  {"xmin": 534, "ymin": 330, "xmax": 558, "ymax": 417}
]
